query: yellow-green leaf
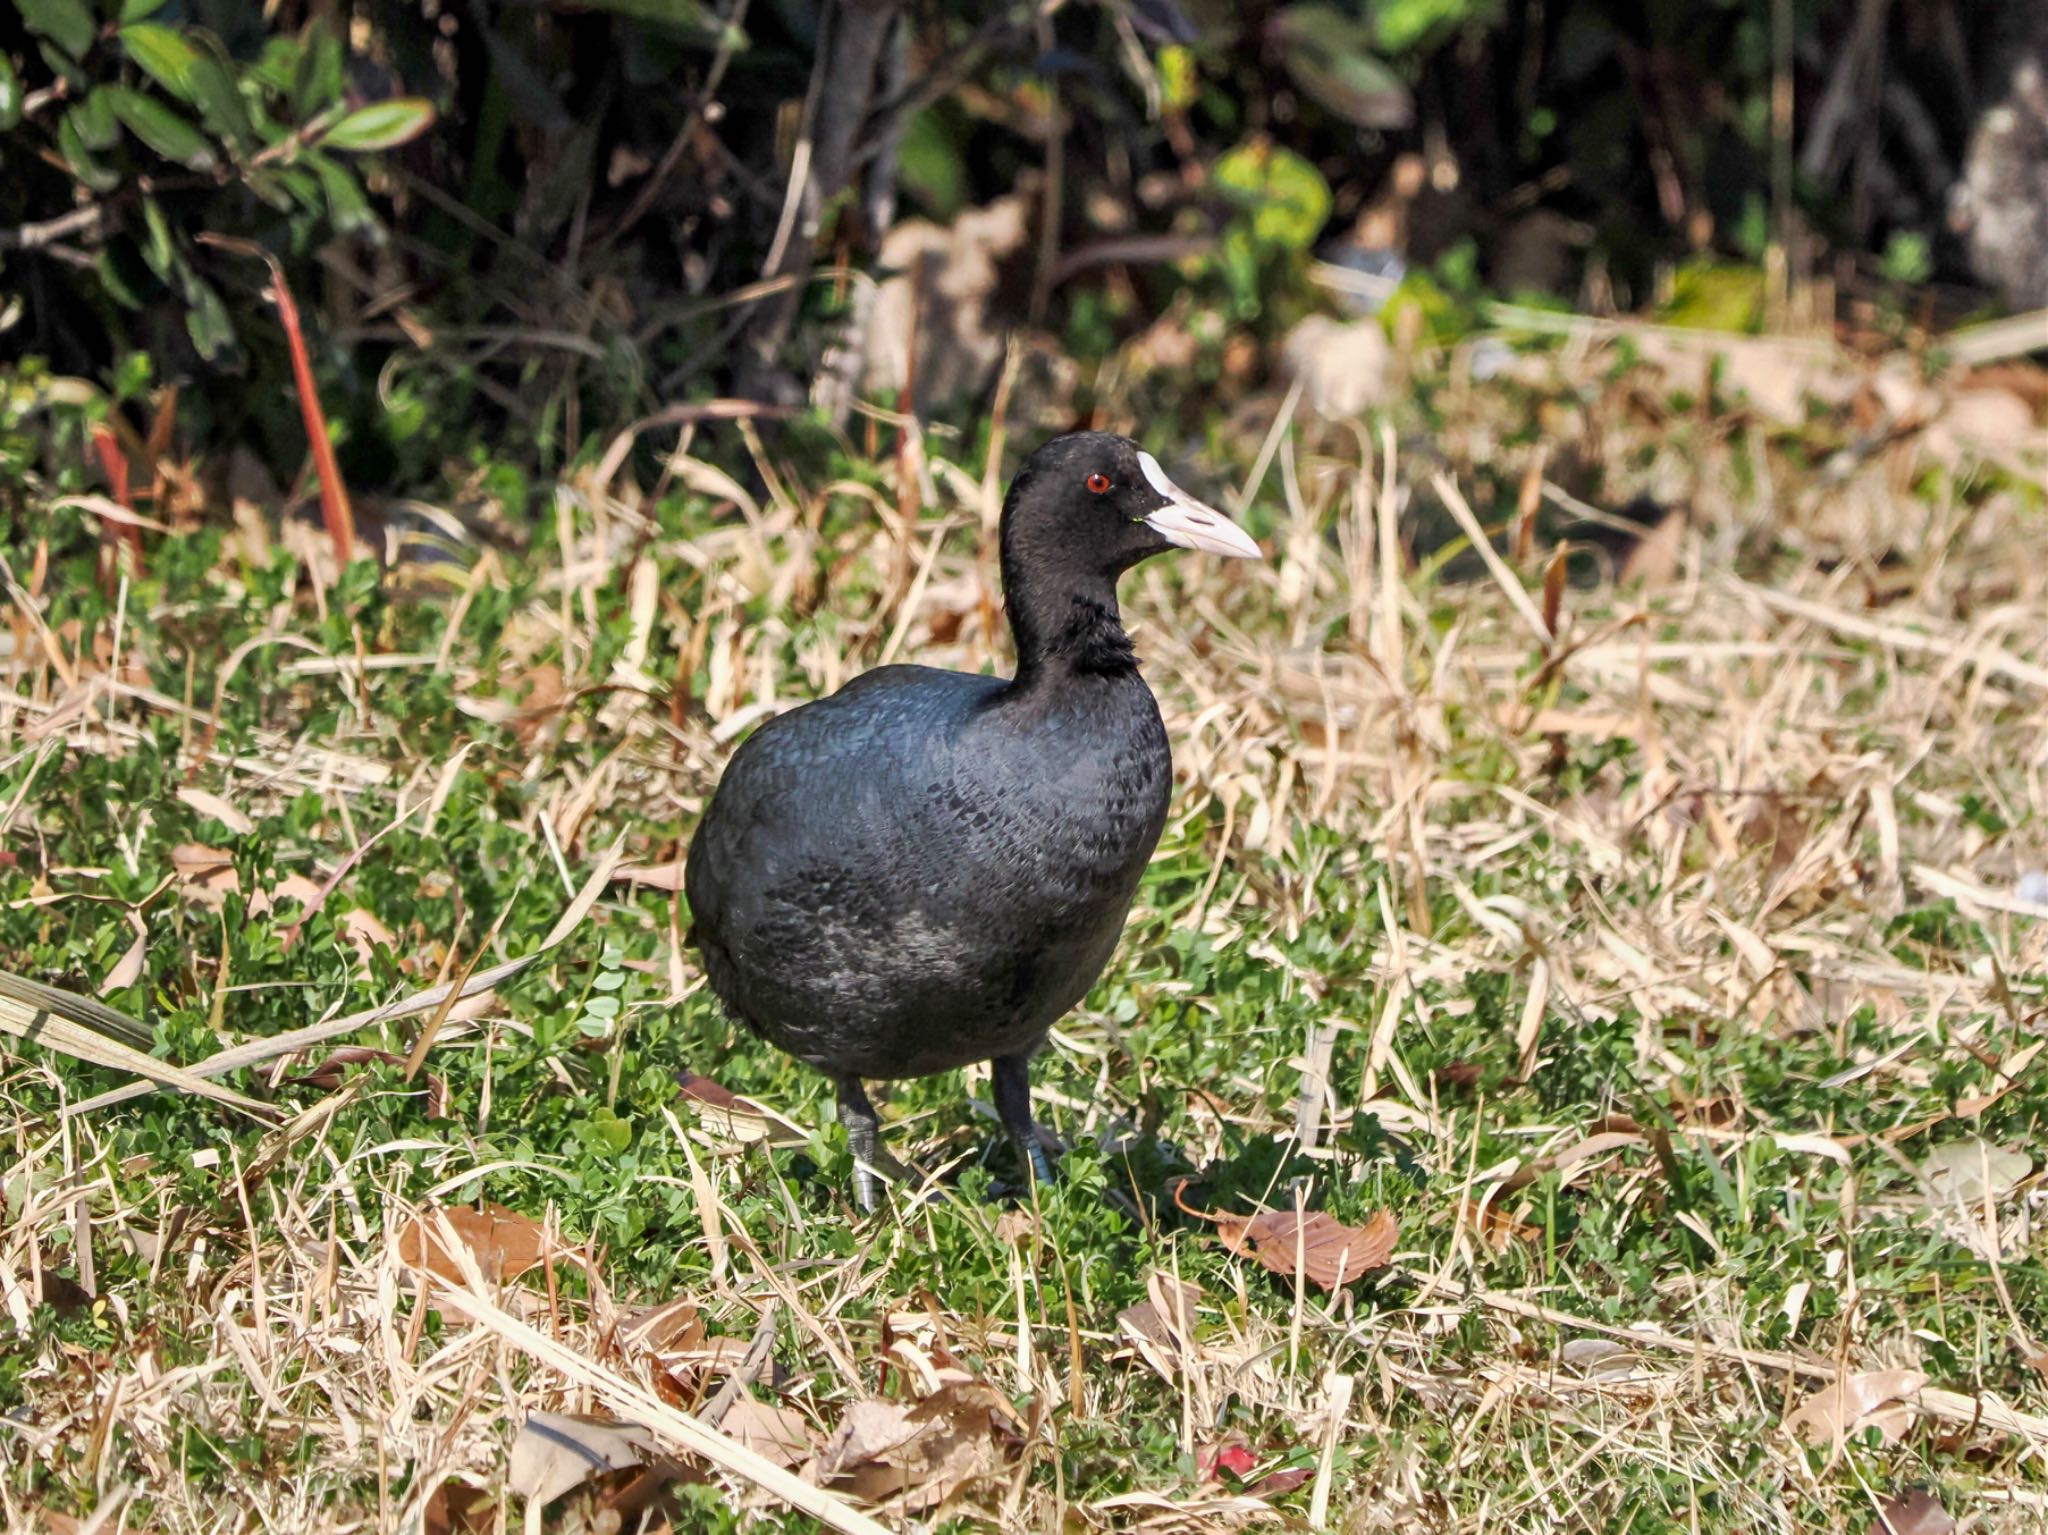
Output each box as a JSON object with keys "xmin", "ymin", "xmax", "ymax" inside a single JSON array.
[
  {"xmin": 120, "ymin": 21, "xmax": 200, "ymax": 101},
  {"xmin": 1214, "ymin": 137, "xmax": 1331, "ymax": 250},
  {"xmin": 322, "ymin": 96, "xmax": 435, "ymax": 152},
  {"xmin": 0, "ymin": 54, "xmax": 21, "ymax": 131}
]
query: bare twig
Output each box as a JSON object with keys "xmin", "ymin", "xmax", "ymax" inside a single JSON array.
[
  {"xmin": 0, "ymin": 203, "xmax": 109, "ymax": 252},
  {"xmin": 699, "ymin": 1301, "xmax": 782, "ymax": 1428},
  {"xmin": 601, "ymin": 0, "xmax": 752, "ymax": 248}
]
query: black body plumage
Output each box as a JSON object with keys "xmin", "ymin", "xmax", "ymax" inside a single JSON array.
[{"xmin": 684, "ymin": 432, "xmax": 1260, "ymax": 1208}]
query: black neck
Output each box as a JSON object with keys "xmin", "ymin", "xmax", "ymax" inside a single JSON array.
[{"xmin": 1003, "ymin": 558, "xmax": 1139, "ymax": 690}]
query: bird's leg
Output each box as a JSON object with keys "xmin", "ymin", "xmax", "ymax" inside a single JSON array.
[
  {"xmin": 835, "ymin": 1076, "xmax": 903, "ymax": 1213},
  {"xmin": 992, "ymin": 1052, "xmax": 1055, "ymax": 1188}
]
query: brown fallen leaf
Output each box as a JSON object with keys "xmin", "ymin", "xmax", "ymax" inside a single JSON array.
[
  {"xmin": 617, "ymin": 1296, "xmax": 707, "ymax": 1355},
  {"xmin": 719, "ymin": 1397, "xmax": 812, "ymax": 1470},
  {"xmin": 1782, "ymin": 1368, "xmax": 1925, "ymax": 1448},
  {"xmin": 1558, "ymin": 1338, "xmax": 1639, "ymax": 1380},
  {"xmin": 396, "ymin": 1203, "xmax": 589, "ymax": 1286},
  {"xmin": 421, "ymin": 1476, "xmax": 495, "ymax": 1535},
  {"xmin": 1177, "ymin": 1186, "xmax": 1396, "ymax": 1290},
  {"xmin": 1215, "ymin": 1207, "xmax": 1396, "ymax": 1289},
  {"xmin": 285, "ymin": 1046, "xmax": 450, "ymax": 1118},
  {"xmin": 508, "ymin": 1410, "xmax": 662, "ymax": 1508},
  {"xmin": 510, "ymin": 664, "xmax": 568, "ymax": 748},
  {"xmin": 1921, "ymin": 1139, "xmax": 2032, "ymax": 1206},
  {"xmin": 615, "ymin": 862, "xmax": 688, "ymax": 891},
  {"xmin": 808, "ymin": 1381, "xmax": 1020, "ymax": 1516},
  {"xmin": 1458, "ymin": 1196, "xmax": 1541, "ymax": 1251},
  {"xmin": 98, "ymin": 924, "xmax": 146, "ymax": 996},
  {"xmin": 269, "ymin": 871, "xmax": 326, "ymax": 912},
  {"xmin": 1119, "ymin": 1271, "xmax": 1202, "ymax": 1381},
  {"xmin": 340, "ymin": 907, "xmax": 399, "ymax": 967},
  {"xmin": 176, "ymin": 787, "xmax": 256, "ymax": 836},
  {"xmin": 1741, "ymin": 791, "xmax": 1807, "ymax": 882},
  {"xmin": 1878, "ymin": 1487, "xmax": 1955, "ymax": 1535},
  {"xmin": 676, "ymin": 1070, "xmax": 808, "ymax": 1147},
  {"xmin": 657, "ymin": 1335, "xmax": 762, "ymax": 1385},
  {"xmin": 171, "ymin": 843, "xmax": 239, "ymax": 908},
  {"xmin": 1619, "ymin": 507, "xmax": 1687, "ymax": 587},
  {"xmin": 677, "ymin": 1071, "xmax": 741, "ymax": 1110},
  {"xmin": 613, "ymin": 1296, "xmax": 718, "ymax": 1405},
  {"xmin": 1549, "ymin": 1128, "xmax": 1651, "ymax": 1181}
]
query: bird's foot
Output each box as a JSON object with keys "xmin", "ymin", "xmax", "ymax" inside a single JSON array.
[
  {"xmin": 1025, "ymin": 1135, "xmax": 1055, "ymax": 1188},
  {"xmin": 851, "ymin": 1146, "xmax": 909, "ymax": 1219},
  {"xmin": 992, "ymin": 1050, "xmax": 1061, "ymax": 1196},
  {"xmin": 837, "ymin": 1077, "xmax": 889, "ymax": 1214},
  {"xmin": 837, "ymin": 1076, "xmax": 942, "ymax": 1214}
]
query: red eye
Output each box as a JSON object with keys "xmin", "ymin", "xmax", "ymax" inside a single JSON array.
[{"xmin": 1086, "ymin": 472, "xmax": 1111, "ymax": 494}]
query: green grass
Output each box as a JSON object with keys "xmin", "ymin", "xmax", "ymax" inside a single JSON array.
[{"xmin": 4, "ymin": 396, "xmax": 2047, "ymax": 1535}]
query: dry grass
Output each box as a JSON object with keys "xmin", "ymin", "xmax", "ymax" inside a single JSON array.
[{"xmin": 4, "ymin": 326, "xmax": 2048, "ymax": 1533}]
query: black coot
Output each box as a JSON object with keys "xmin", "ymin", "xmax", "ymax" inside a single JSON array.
[{"xmin": 686, "ymin": 432, "xmax": 1261, "ymax": 1208}]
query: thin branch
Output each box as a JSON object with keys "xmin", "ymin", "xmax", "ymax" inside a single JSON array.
[
  {"xmin": 0, "ymin": 203, "xmax": 110, "ymax": 252},
  {"xmin": 846, "ymin": 0, "xmax": 1042, "ymax": 177},
  {"xmin": 699, "ymin": 1301, "xmax": 781, "ymax": 1428},
  {"xmin": 600, "ymin": 0, "xmax": 752, "ymax": 249}
]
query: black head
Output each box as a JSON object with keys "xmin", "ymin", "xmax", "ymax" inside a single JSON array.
[
  {"xmin": 998, "ymin": 432, "xmax": 1261, "ymax": 680},
  {"xmin": 1000, "ymin": 431, "xmax": 1261, "ymax": 586}
]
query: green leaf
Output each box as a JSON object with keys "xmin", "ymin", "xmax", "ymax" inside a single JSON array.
[
  {"xmin": 58, "ymin": 110, "xmax": 120, "ymax": 192},
  {"xmin": 182, "ymin": 273, "xmax": 235, "ymax": 360},
  {"xmin": 273, "ymin": 164, "xmax": 322, "ymax": 213},
  {"xmin": 555, "ymin": 0, "xmax": 721, "ymax": 31},
  {"xmin": 38, "ymin": 39, "xmax": 90, "ymax": 91},
  {"xmin": 185, "ymin": 36, "xmax": 256, "ymax": 150},
  {"xmin": 121, "ymin": 0, "xmax": 170, "ymax": 19},
  {"xmin": 105, "ymin": 85, "xmax": 217, "ymax": 169},
  {"xmin": 1370, "ymin": 0, "xmax": 1493, "ymax": 55},
  {"xmin": 1658, "ymin": 259, "xmax": 1764, "ymax": 334},
  {"xmin": 244, "ymin": 167, "xmax": 295, "ymax": 211},
  {"xmin": 306, "ymin": 151, "xmax": 374, "ymax": 233},
  {"xmin": 120, "ymin": 21, "xmax": 200, "ymax": 102},
  {"xmin": 140, "ymin": 195, "xmax": 174, "ymax": 277},
  {"xmin": 322, "ymin": 97, "xmax": 436, "ymax": 152},
  {"xmin": 0, "ymin": 54, "xmax": 21, "ymax": 132},
  {"xmin": 249, "ymin": 34, "xmax": 302, "ymax": 94},
  {"xmin": 898, "ymin": 107, "xmax": 966, "ymax": 219},
  {"xmin": 19, "ymin": 0, "xmax": 97, "ymax": 61},
  {"xmin": 1214, "ymin": 137, "xmax": 1331, "ymax": 251},
  {"xmin": 165, "ymin": 246, "xmax": 234, "ymax": 359},
  {"xmin": 74, "ymin": 86, "xmax": 119, "ymax": 149},
  {"xmin": 1881, "ymin": 230, "xmax": 1933, "ymax": 286},
  {"xmin": 1271, "ymin": 4, "xmax": 1411, "ymax": 129},
  {"xmin": 1158, "ymin": 43, "xmax": 1200, "ymax": 112},
  {"xmin": 97, "ymin": 238, "xmax": 153, "ymax": 309},
  {"xmin": 290, "ymin": 20, "xmax": 343, "ymax": 118}
]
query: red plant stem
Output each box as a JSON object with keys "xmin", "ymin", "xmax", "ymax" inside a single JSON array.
[
  {"xmin": 90, "ymin": 424, "xmax": 146, "ymax": 574},
  {"xmin": 267, "ymin": 266, "xmax": 356, "ymax": 568}
]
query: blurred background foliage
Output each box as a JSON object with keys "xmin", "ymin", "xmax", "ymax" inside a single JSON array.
[{"xmin": 1, "ymin": 0, "xmax": 2043, "ymax": 510}]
